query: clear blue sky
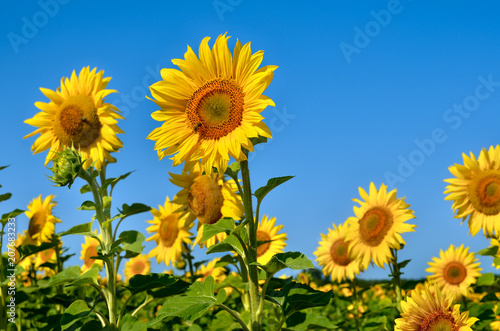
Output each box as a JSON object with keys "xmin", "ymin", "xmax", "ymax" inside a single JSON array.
[{"xmin": 2, "ymin": 1, "xmax": 500, "ymax": 280}]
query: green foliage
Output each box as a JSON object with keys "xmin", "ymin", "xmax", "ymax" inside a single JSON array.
[
  {"xmin": 202, "ymin": 218, "xmax": 235, "ymax": 243},
  {"xmin": 60, "ymin": 300, "xmax": 92, "ymax": 330},
  {"xmin": 254, "ymin": 176, "xmax": 294, "ymax": 205},
  {"xmin": 260, "ymin": 252, "xmax": 314, "ymax": 276}
]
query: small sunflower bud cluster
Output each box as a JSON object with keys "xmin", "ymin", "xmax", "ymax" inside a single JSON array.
[{"xmin": 47, "ymin": 147, "xmax": 83, "ymax": 189}]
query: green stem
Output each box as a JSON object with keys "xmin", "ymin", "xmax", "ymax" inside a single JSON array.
[
  {"xmin": 257, "ymin": 272, "xmax": 273, "ymax": 316},
  {"xmin": 183, "ymin": 243, "xmax": 196, "ymax": 283},
  {"xmin": 390, "ymin": 248, "xmax": 403, "ymax": 313},
  {"xmin": 131, "ymin": 296, "xmax": 154, "ymax": 317},
  {"xmin": 350, "ymin": 279, "xmax": 361, "ymax": 331},
  {"xmin": 240, "ymin": 159, "xmax": 260, "ymax": 331},
  {"xmin": 117, "ymin": 292, "xmax": 137, "ymax": 326},
  {"xmin": 219, "ymin": 304, "xmax": 250, "ymax": 331}
]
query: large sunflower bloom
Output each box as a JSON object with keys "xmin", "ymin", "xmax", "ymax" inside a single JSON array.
[
  {"xmin": 145, "ymin": 197, "xmax": 194, "ymax": 266},
  {"xmin": 24, "ymin": 66, "xmax": 124, "ymax": 170},
  {"xmin": 314, "ymin": 221, "xmax": 364, "ymax": 283},
  {"xmin": 169, "ymin": 161, "xmax": 243, "ymax": 247},
  {"xmin": 124, "ymin": 254, "xmax": 151, "ymax": 282},
  {"xmin": 80, "ymin": 234, "xmax": 103, "ymax": 273},
  {"xmin": 147, "ymin": 33, "xmax": 277, "ymax": 174},
  {"xmin": 426, "ymin": 244, "xmax": 481, "ymax": 300},
  {"xmin": 345, "ymin": 183, "xmax": 416, "ymax": 269},
  {"xmin": 25, "ymin": 195, "xmax": 61, "ymax": 244},
  {"xmin": 256, "ymin": 215, "xmax": 287, "ymax": 265},
  {"xmin": 395, "ymin": 283, "xmax": 477, "ymax": 331},
  {"xmin": 444, "ymin": 145, "xmax": 500, "ymax": 236}
]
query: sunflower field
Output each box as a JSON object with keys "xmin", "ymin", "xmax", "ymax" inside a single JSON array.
[{"xmin": 2, "ymin": 33, "xmax": 500, "ymax": 331}]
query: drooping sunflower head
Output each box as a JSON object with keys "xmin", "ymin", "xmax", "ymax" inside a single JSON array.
[
  {"xmin": 395, "ymin": 283, "xmax": 478, "ymax": 331},
  {"xmin": 145, "ymin": 196, "xmax": 194, "ymax": 266},
  {"xmin": 80, "ymin": 234, "xmax": 103, "ymax": 273},
  {"xmin": 24, "ymin": 66, "xmax": 124, "ymax": 170},
  {"xmin": 25, "ymin": 195, "xmax": 61, "ymax": 244},
  {"xmin": 345, "ymin": 183, "xmax": 416, "ymax": 269},
  {"xmin": 314, "ymin": 221, "xmax": 364, "ymax": 283},
  {"xmin": 444, "ymin": 145, "xmax": 500, "ymax": 236},
  {"xmin": 147, "ymin": 33, "xmax": 277, "ymax": 174},
  {"xmin": 425, "ymin": 244, "xmax": 482, "ymax": 301},
  {"xmin": 124, "ymin": 254, "xmax": 151, "ymax": 282},
  {"xmin": 255, "ymin": 215, "xmax": 287, "ymax": 265}
]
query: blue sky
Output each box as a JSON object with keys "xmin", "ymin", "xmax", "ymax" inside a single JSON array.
[{"xmin": 2, "ymin": 1, "xmax": 500, "ymax": 280}]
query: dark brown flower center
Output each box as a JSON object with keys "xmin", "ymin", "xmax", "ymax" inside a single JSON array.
[
  {"xmin": 420, "ymin": 309, "xmax": 459, "ymax": 331},
  {"xmin": 359, "ymin": 207, "xmax": 393, "ymax": 246},
  {"xmin": 469, "ymin": 170, "xmax": 500, "ymax": 215},
  {"xmin": 443, "ymin": 262, "xmax": 467, "ymax": 285},
  {"xmin": 330, "ymin": 239, "xmax": 351, "ymax": 266}
]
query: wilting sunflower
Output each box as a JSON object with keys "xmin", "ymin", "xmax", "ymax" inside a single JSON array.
[
  {"xmin": 395, "ymin": 283, "xmax": 477, "ymax": 331},
  {"xmin": 169, "ymin": 161, "xmax": 243, "ymax": 247},
  {"xmin": 444, "ymin": 145, "xmax": 500, "ymax": 236},
  {"xmin": 80, "ymin": 234, "xmax": 103, "ymax": 273},
  {"xmin": 314, "ymin": 222, "xmax": 364, "ymax": 283},
  {"xmin": 255, "ymin": 215, "xmax": 287, "ymax": 265},
  {"xmin": 147, "ymin": 33, "xmax": 277, "ymax": 175},
  {"xmin": 25, "ymin": 195, "xmax": 61, "ymax": 244},
  {"xmin": 145, "ymin": 197, "xmax": 194, "ymax": 266},
  {"xmin": 426, "ymin": 244, "xmax": 481, "ymax": 300},
  {"xmin": 124, "ymin": 254, "xmax": 151, "ymax": 282},
  {"xmin": 345, "ymin": 183, "xmax": 416, "ymax": 269},
  {"xmin": 24, "ymin": 66, "xmax": 124, "ymax": 170}
]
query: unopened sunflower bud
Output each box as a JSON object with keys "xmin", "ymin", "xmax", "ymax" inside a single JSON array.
[{"xmin": 47, "ymin": 147, "xmax": 83, "ymax": 189}]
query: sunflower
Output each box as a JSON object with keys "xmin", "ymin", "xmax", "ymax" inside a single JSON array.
[
  {"xmin": 145, "ymin": 197, "xmax": 194, "ymax": 266},
  {"xmin": 251, "ymin": 215, "xmax": 286, "ymax": 265},
  {"xmin": 35, "ymin": 248, "xmax": 56, "ymax": 269},
  {"xmin": 147, "ymin": 33, "xmax": 277, "ymax": 175},
  {"xmin": 345, "ymin": 183, "xmax": 416, "ymax": 269},
  {"xmin": 426, "ymin": 244, "xmax": 481, "ymax": 300},
  {"xmin": 444, "ymin": 145, "xmax": 500, "ymax": 236},
  {"xmin": 169, "ymin": 161, "xmax": 244, "ymax": 247},
  {"xmin": 14, "ymin": 231, "xmax": 36, "ymax": 272},
  {"xmin": 80, "ymin": 234, "xmax": 103, "ymax": 273},
  {"xmin": 24, "ymin": 66, "xmax": 124, "ymax": 170},
  {"xmin": 193, "ymin": 258, "xmax": 226, "ymax": 284},
  {"xmin": 314, "ymin": 222, "xmax": 364, "ymax": 283},
  {"xmin": 25, "ymin": 195, "xmax": 61, "ymax": 244},
  {"xmin": 395, "ymin": 283, "xmax": 477, "ymax": 331},
  {"xmin": 124, "ymin": 254, "xmax": 151, "ymax": 282}
]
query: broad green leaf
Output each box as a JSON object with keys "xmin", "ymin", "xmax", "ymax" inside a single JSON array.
[
  {"xmin": 65, "ymin": 265, "xmax": 100, "ymax": 287},
  {"xmin": 215, "ymin": 273, "xmax": 248, "ymax": 291},
  {"xmin": 39, "ymin": 266, "xmax": 81, "ymax": 288},
  {"xmin": 127, "ymin": 273, "xmax": 179, "ymax": 294},
  {"xmin": 286, "ymin": 311, "xmax": 337, "ymax": 330},
  {"xmin": 17, "ymin": 241, "xmax": 59, "ymax": 262},
  {"xmin": 0, "ymin": 193, "xmax": 12, "ymax": 203},
  {"xmin": 206, "ymin": 234, "xmax": 245, "ymax": 257},
  {"xmin": 224, "ymin": 162, "xmax": 241, "ymax": 182},
  {"xmin": 119, "ymin": 230, "xmax": 145, "ymax": 257},
  {"xmin": 477, "ymin": 272, "xmax": 495, "ymax": 286},
  {"xmin": 59, "ymin": 222, "xmax": 99, "ymax": 241},
  {"xmin": 119, "ymin": 313, "xmax": 147, "ymax": 331},
  {"xmin": 81, "ymin": 320, "xmax": 104, "ymax": 331},
  {"xmin": 202, "ymin": 218, "xmax": 235, "ymax": 242},
  {"xmin": 254, "ymin": 176, "xmax": 294, "ymax": 203},
  {"xmin": 214, "ymin": 254, "xmax": 239, "ymax": 268},
  {"xmin": 149, "ymin": 279, "xmax": 190, "ymax": 299},
  {"xmin": 78, "ymin": 200, "xmax": 96, "ymax": 211},
  {"xmin": 478, "ymin": 246, "xmax": 498, "ymax": 256},
  {"xmin": 263, "ymin": 252, "xmax": 313, "ymax": 275},
  {"xmin": 397, "ymin": 259, "xmax": 411, "ymax": 269},
  {"xmin": 150, "ymin": 276, "xmax": 226, "ymax": 325},
  {"xmin": 1, "ymin": 209, "xmax": 25, "ymax": 226},
  {"xmin": 60, "ymin": 300, "xmax": 92, "ymax": 330},
  {"xmin": 118, "ymin": 203, "xmax": 151, "ymax": 218},
  {"xmin": 266, "ymin": 281, "xmax": 332, "ymax": 316},
  {"xmin": 80, "ymin": 184, "xmax": 91, "ymax": 194}
]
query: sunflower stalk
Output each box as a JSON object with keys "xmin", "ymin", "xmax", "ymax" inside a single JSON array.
[{"xmin": 390, "ymin": 247, "xmax": 403, "ymax": 313}]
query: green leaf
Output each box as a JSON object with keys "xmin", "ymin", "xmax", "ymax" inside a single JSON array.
[
  {"xmin": 254, "ymin": 176, "xmax": 294, "ymax": 204},
  {"xmin": 78, "ymin": 200, "xmax": 96, "ymax": 211},
  {"xmin": 102, "ymin": 171, "xmax": 134, "ymax": 194},
  {"xmin": 224, "ymin": 162, "xmax": 241, "ymax": 182},
  {"xmin": 119, "ymin": 230, "xmax": 145, "ymax": 257},
  {"xmin": 1, "ymin": 209, "xmax": 25, "ymax": 226},
  {"xmin": 477, "ymin": 272, "xmax": 496, "ymax": 286},
  {"xmin": 215, "ymin": 273, "xmax": 248, "ymax": 291},
  {"xmin": 59, "ymin": 222, "xmax": 99, "ymax": 241},
  {"xmin": 81, "ymin": 320, "xmax": 104, "ymax": 331},
  {"xmin": 262, "ymin": 252, "xmax": 314, "ymax": 275},
  {"xmin": 478, "ymin": 246, "xmax": 498, "ymax": 256},
  {"xmin": 118, "ymin": 203, "xmax": 151, "ymax": 218},
  {"xmin": 0, "ymin": 165, "xmax": 9, "ymax": 171},
  {"xmin": 127, "ymin": 273, "xmax": 179, "ymax": 294},
  {"xmin": 80, "ymin": 184, "xmax": 91, "ymax": 194},
  {"xmin": 202, "ymin": 218, "xmax": 235, "ymax": 243},
  {"xmin": 17, "ymin": 241, "xmax": 59, "ymax": 262},
  {"xmin": 0, "ymin": 193, "xmax": 12, "ymax": 203},
  {"xmin": 206, "ymin": 234, "xmax": 245, "ymax": 257},
  {"xmin": 119, "ymin": 313, "xmax": 147, "ymax": 331},
  {"xmin": 266, "ymin": 281, "xmax": 332, "ymax": 316},
  {"xmin": 39, "ymin": 265, "xmax": 81, "ymax": 288},
  {"xmin": 150, "ymin": 276, "xmax": 226, "ymax": 325},
  {"xmin": 286, "ymin": 311, "xmax": 337, "ymax": 330},
  {"xmin": 65, "ymin": 265, "xmax": 100, "ymax": 287},
  {"xmin": 494, "ymin": 257, "xmax": 500, "ymax": 267},
  {"xmin": 397, "ymin": 259, "xmax": 411, "ymax": 269},
  {"xmin": 60, "ymin": 300, "xmax": 92, "ymax": 330},
  {"xmin": 249, "ymin": 136, "xmax": 268, "ymax": 146}
]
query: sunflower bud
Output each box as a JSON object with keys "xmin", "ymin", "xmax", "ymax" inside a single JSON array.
[{"xmin": 47, "ymin": 147, "xmax": 83, "ymax": 189}]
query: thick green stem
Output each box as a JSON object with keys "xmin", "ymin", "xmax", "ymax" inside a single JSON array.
[
  {"xmin": 390, "ymin": 248, "xmax": 403, "ymax": 313},
  {"xmin": 240, "ymin": 160, "xmax": 261, "ymax": 331}
]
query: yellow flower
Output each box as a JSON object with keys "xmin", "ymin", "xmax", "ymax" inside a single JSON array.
[
  {"xmin": 35, "ymin": 248, "xmax": 56, "ymax": 269},
  {"xmin": 444, "ymin": 145, "xmax": 500, "ymax": 236},
  {"xmin": 314, "ymin": 221, "xmax": 364, "ymax": 283},
  {"xmin": 24, "ymin": 66, "xmax": 124, "ymax": 170},
  {"xmin": 14, "ymin": 231, "xmax": 36, "ymax": 272},
  {"xmin": 395, "ymin": 283, "xmax": 477, "ymax": 331},
  {"xmin": 147, "ymin": 33, "xmax": 277, "ymax": 175},
  {"xmin": 255, "ymin": 215, "xmax": 287, "ymax": 265},
  {"xmin": 80, "ymin": 235, "xmax": 103, "ymax": 273},
  {"xmin": 169, "ymin": 161, "xmax": 243, "ymax": 247},
  {"xmin": 124, "ymin": 254, "xmax": 151, "ymax": 282},
  {"xmin": 425, "ymin": 244, "xmax": 481, "ymax": 300},
  {"xmin": 25, "ymin": 195, "xmax": 61, "ymax": 244},
  {"xmin": 193, "ymin": 258, "xmax": 226, "ymax": 283},
  {"xmin": 145, "ymin": 197, "xmax": 194, "ymax": 266},
  {"xmin": 345, "ymin": 183, "xmax": 416, "ymax": 269}
]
